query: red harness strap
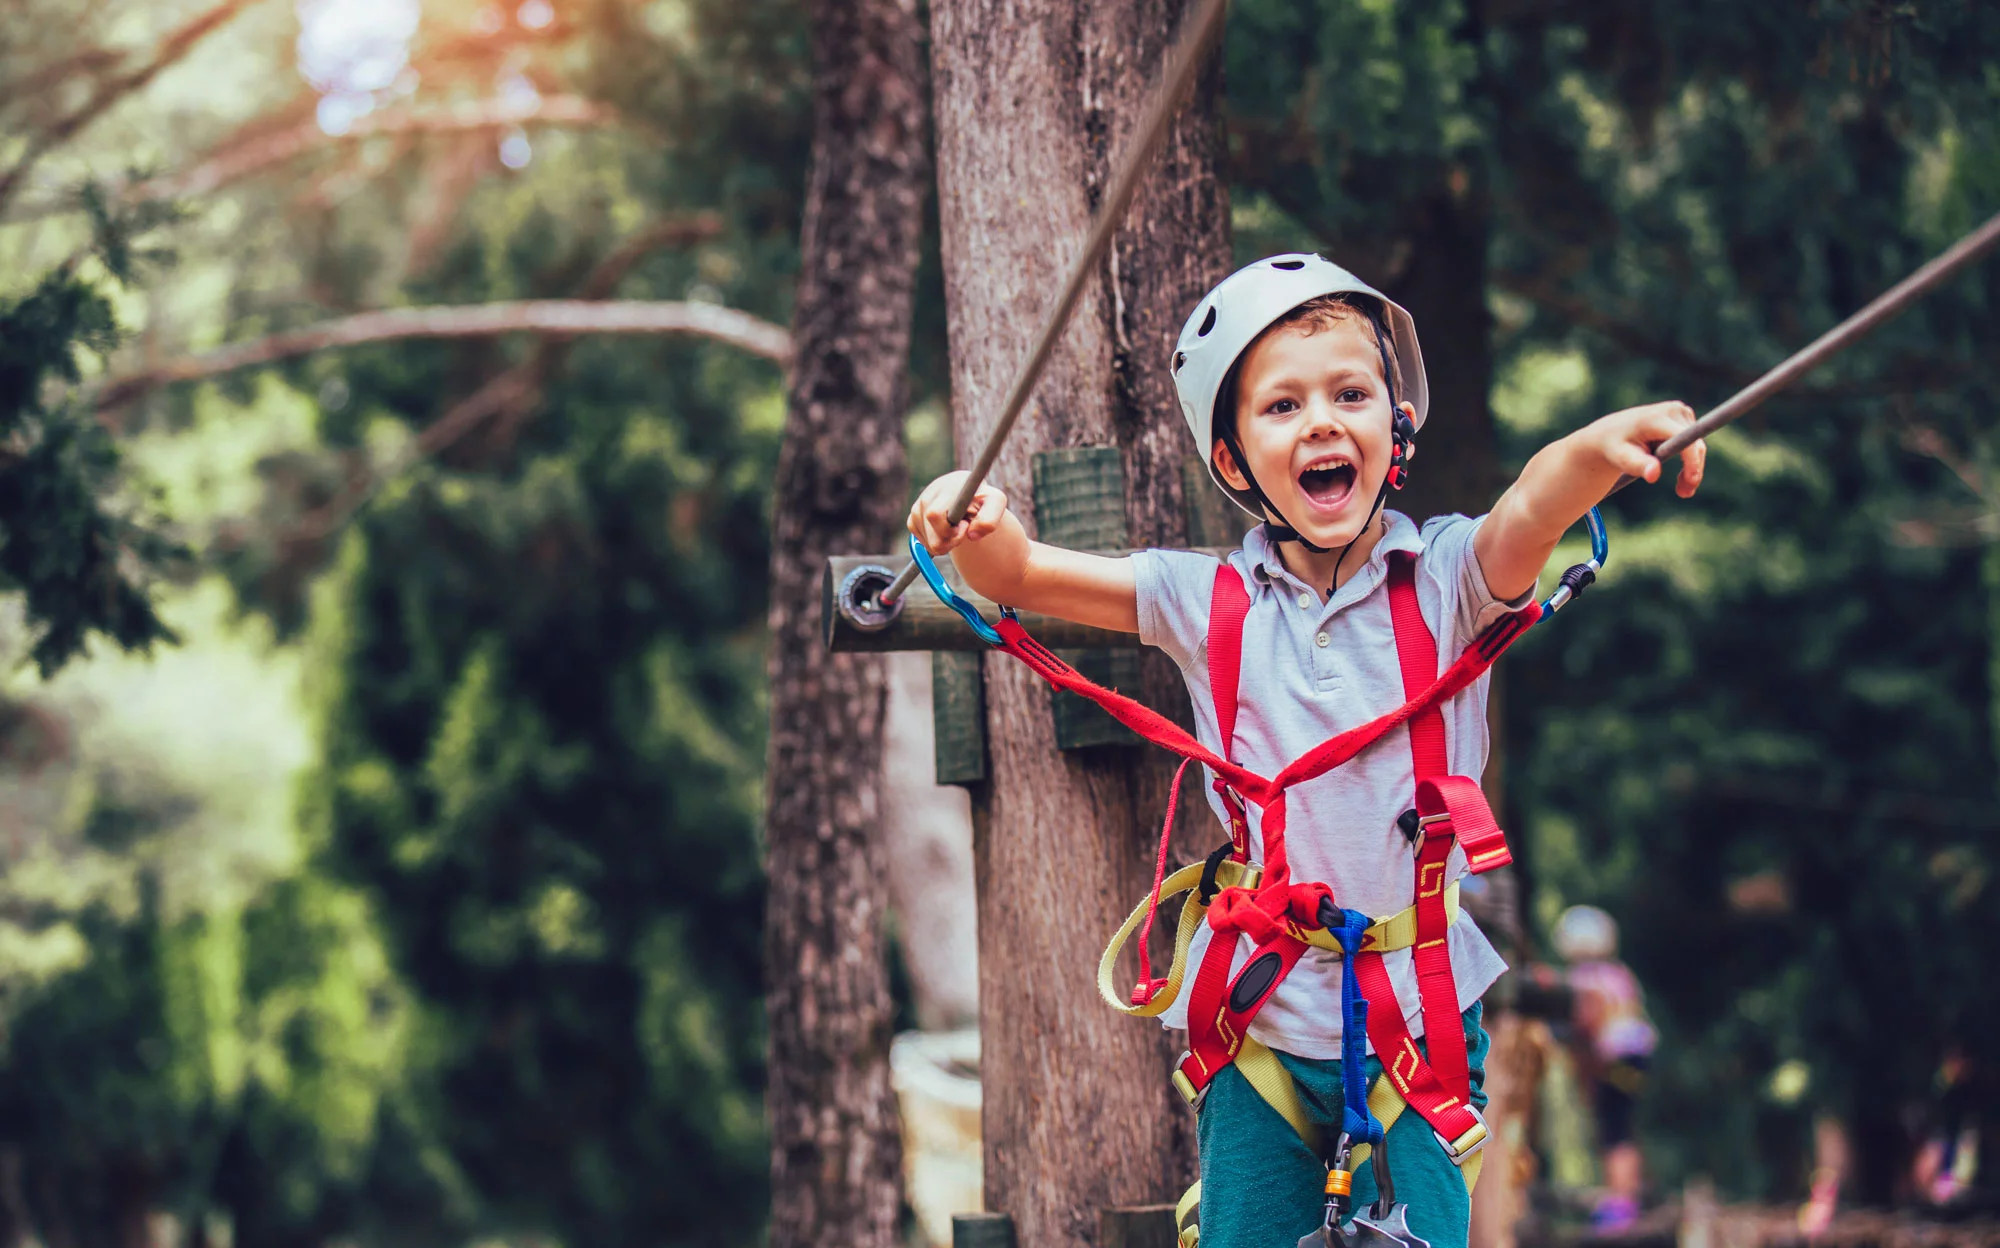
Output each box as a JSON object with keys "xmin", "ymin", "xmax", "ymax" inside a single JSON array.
[
  {"xmin": 1344, "ymin": 556, "xmax": 1506, "ymax": 1156},
  {"xmin": 988, "ymin": 596, "xmax": 1530, "ymax": 821},
  {"xmin": 987, "ymin": 552, "xmax": 1534, "ymax": 1146},
  {"xmin": 1208, "ymin": 567, "xmax": 1254, "ymax": 861}
]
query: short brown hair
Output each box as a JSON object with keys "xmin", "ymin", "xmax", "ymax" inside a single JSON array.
[{"xmin": 1214, "ymin": 293, "xmax": 1399, "ymax": 446}]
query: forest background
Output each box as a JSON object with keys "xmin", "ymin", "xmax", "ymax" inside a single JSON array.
[{"xmin": 2, "ymin": 1, "xmax": 1999, "ymax": 1247}]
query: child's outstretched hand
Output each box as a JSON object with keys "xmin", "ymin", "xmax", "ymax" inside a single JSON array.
[
  {"xmin": 908, "ymin": 471, "xmax": 1011, "ymax": 554},
  {"xmin": 1582, "ymin": 400, "xmax": 1707, "ymax": 498},
  {"xmin": 1479, "ymin": 399, "xmax": 1709, "ymax": 601}
]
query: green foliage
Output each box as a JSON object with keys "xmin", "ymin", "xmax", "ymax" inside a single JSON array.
[
  {"xmin": 212, "ymin": 4, "xmax": 808, "ymax": 1240},
  {"xmin": 0, "ymin": 578, "xmax": 422, "ymax": 1248},
  {"xmin": 1492, "ymin": 6, "xmax": 2000, "ymax": 1201},
  {"xmin": 7, "ymin": 0, "xmax": 805, "ymax": 1240},
  {"xmin": 0, "ymin": 261, "xmax": 180, "ymax": 674},
  {"xmin": 0, "ymin": 879, "xmax": 417, "ymax": 1248},
  {"xmin": 303, "ymin": 390, "xmax": 778, "ymax": 1246}
]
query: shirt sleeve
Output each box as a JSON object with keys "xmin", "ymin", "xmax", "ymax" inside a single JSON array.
[
  {"xmin": 1420, "ymin": 513, "xmax": 1534, "ymax": 647},
  {"xmin": 1131, "ymin": 548, "xmax": 1227, "ymax": 670}
]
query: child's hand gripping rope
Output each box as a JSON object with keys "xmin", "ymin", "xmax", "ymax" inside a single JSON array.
[{"xmin": 909, "ymin": 470, "xmax": 1011, "ymax": 556}]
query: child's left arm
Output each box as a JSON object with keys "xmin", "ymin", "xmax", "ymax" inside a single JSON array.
[{"xmin": 1476, "ymin": 400, "xmax": 1707, "ymax": 602}]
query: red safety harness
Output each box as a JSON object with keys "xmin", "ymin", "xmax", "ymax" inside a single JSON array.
[{"xmin": 989, "ymin": 550, "xmax": 1531, "ymax": 1158}]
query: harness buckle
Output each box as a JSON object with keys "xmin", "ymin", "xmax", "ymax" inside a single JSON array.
[
  {"xmin": 1432, "ymin": 1107, "xmax": 1489, "ymax": 1166},
  {"xmin": 1171, "ymin": 1054, "xmax": 1208, "ymax": 1111},
  {"xmin": 1397, "ymin": 809, "xmax": 1452, "ymax": 854}
]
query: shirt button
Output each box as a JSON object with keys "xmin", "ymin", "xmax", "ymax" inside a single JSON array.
[
  {"xmin": 1297, "ymin": 592, "xmax": 1314, "ymax": 610},
  {"xmin": 1315, "ymin": 632, "xmax": 1329, "ymax": 648}
]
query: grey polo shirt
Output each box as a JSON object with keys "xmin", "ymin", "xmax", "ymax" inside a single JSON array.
[{"xmin": 1131, "ymin": 510, "xmax": 1525, "ymax": 1059}]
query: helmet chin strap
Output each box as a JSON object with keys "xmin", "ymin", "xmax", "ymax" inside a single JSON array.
[{"xmin": 1323, "ymin": 477, "xmax": 1391, "ymax": 596}]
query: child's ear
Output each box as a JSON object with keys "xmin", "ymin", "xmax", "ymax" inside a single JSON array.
[{"xmin": 1211, "ymin": 440, "xmax": 1252, "ymax": 492}]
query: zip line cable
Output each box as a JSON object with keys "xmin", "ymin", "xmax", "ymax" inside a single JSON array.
[
  {"xmin": 1618, "ymin": 207, "xmax": 2000, "ymax": 492},
  {"xmin": 861, "ymin": 0, "xmax": 1998, "ymax": 612},
  {"xmin": 872, "ymin": 0, "xmax": 1231, "ymax": 608}
]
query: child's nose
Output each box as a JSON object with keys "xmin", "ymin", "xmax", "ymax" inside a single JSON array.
[{"xmin": 1302, "ymin": 397, "xmax": 1345, "ymax": 439}]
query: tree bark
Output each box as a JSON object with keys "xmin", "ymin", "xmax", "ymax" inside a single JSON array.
[
  {"xmin": 761, "ymin": 0, "xmax": 928, "ymax": 1242},
  {"xmin": 928, "ymin": 0, "xmax": 1230, "ymax": 1242}
]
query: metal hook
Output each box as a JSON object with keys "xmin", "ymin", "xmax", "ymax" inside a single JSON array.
[{"xmin": 906, "ymin": 534, "xmax": 1006, "ymax": 646}]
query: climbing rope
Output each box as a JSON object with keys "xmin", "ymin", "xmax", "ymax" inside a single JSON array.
[
  {"xmin": 1618, "ymin": 208, "xmax": 2000, "ymax": 493},
  {"xmin": 873, "ymin": 0, "xmax": 1232, "ymax": 608},
  {"xmin": 876, "ymin": 193, "xmax": 1999, "ymax": 613}
]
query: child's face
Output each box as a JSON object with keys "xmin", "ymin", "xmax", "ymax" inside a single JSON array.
[{"xmin": 1210, "ymin": 317, "xmax": 1414, "ymax": 550}]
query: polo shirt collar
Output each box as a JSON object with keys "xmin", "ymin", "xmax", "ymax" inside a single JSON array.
[{"xmin": 1240, "ymin": 510, "xmax": 1424, "ymax": 607}]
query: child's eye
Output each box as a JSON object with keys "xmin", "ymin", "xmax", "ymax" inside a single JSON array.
[
  {"xmin": 1337, "ymin": 388, "xmax": 1367, "ymax": 404},
  {"xmin": 1265, "ymin": 398, "xmax": 1298, "ymax": 416}
]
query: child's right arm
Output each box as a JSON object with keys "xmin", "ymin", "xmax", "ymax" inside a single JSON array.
[{"xmin": 908, "ymin": 471, "xmax": 1139, "ymax": 634}]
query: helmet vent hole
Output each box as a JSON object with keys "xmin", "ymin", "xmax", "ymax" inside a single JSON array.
[
  {"xmin": 1172, "ymin": 351, "xmax": 1186, "ymax": 373},
  {"xmin": 1197, "ymin": 306, "xmax": 1217, "ymax": 336},
  {"xmin": 1271, "ymin": 259, "xmax": 1305, "ymax": 270}
]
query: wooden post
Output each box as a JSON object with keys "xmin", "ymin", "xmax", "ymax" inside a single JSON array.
[
  {"xmin": 824, "ymin": 550, "xmax": 1229, "ymax": 652},
  {"xmin": 1033, "ymin": 447, "xmax": 1140, "ymax": 750},
  {"xmin": 1181, "ymin": 455, "xmax": 1247, "ymax": 550},
  {"xmin": 1100, "ymin": 1206, "xmax": 1180, "ymax": 1248},
  {"xmin": 933, "ymin": 651, "xmax": 988, "ymax": 784},
  {"xmin": 954, "ymin": 1213, "xmax": 1017, "ymax": 1248},
  {"xmin": 927, "ymin": 0, "xmax": 1230, "ymax": 1236}
]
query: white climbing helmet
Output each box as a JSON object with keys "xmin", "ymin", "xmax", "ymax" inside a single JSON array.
[
  {"xmin": 1554, "ymin": 904, "xmax": 1620, "ymax": 962},
  {"xmin": 1171, "ymin": 254, "xmax": 1428, "ymax": 517}
]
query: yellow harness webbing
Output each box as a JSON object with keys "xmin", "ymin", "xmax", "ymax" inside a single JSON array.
[
  {"xmin": 1102, "ymin": 870, "xmax": 1478, "ymax": 1248},
  {"xmin": 1098, "ymin": 867, "xmax": 1461, "ymax": 1019}
]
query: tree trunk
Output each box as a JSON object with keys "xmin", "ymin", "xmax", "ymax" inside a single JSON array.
[
  {"xmin": 1389, "ymin": 185, "xmax": 1500, "ymax": 525},
  {"xmin": 762, "ymin": 0, "xmax": 929, "ymax": 1241},
  {"xmin": 928, "ymin": 1, "xmax": 1230, "ymax": 1242}
]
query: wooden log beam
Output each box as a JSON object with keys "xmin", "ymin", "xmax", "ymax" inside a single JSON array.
[{"xmin": 822, "ymin": 550, "xmax": 1227, "ymax": 652}]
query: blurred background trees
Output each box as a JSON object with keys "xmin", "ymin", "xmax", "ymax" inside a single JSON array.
[
  {"xmin": 3, "ymin": 1, "xmax": 800, "ymax": 1244},
  {"xmin": 1, "ymin": 0, "xmax": 1998, "ymax": 1245}
]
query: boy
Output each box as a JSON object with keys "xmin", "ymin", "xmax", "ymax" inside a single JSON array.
[{"xmin": 908, "ymin": 255, "xmax": 1705, "ymax": 1248}]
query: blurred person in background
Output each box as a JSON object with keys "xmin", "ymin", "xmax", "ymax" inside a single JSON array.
[
  {"xmin": 1910, "ymin": 1048, "xmax": 1980, "ymax": 1207},
  {"xmin": 1554, "ymin": 905, "xmax": 1657, "ymax": 1232}
]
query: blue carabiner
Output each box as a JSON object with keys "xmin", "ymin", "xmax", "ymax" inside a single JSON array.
[
  {"xmin": 1536, "ymin": 505, "xmax": 1609, "ymax": 624},
  {"xmin": 908, "ymin": 533, "xmax": 1008, "ymax": 646},
  {"xmin": 1585, "ymin": 504, "xmax": 1609, "ymax": 566}
]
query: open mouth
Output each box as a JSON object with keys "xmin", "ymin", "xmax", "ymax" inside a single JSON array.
[{"xmin": 1297, "ymin": 459, "xmax": 1357, "ymax": 511}]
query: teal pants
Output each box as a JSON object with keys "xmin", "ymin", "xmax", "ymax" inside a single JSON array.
[{"xmin": 1196, "ymin": 1003, "xmax": 1489, "ymax": 1248}]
